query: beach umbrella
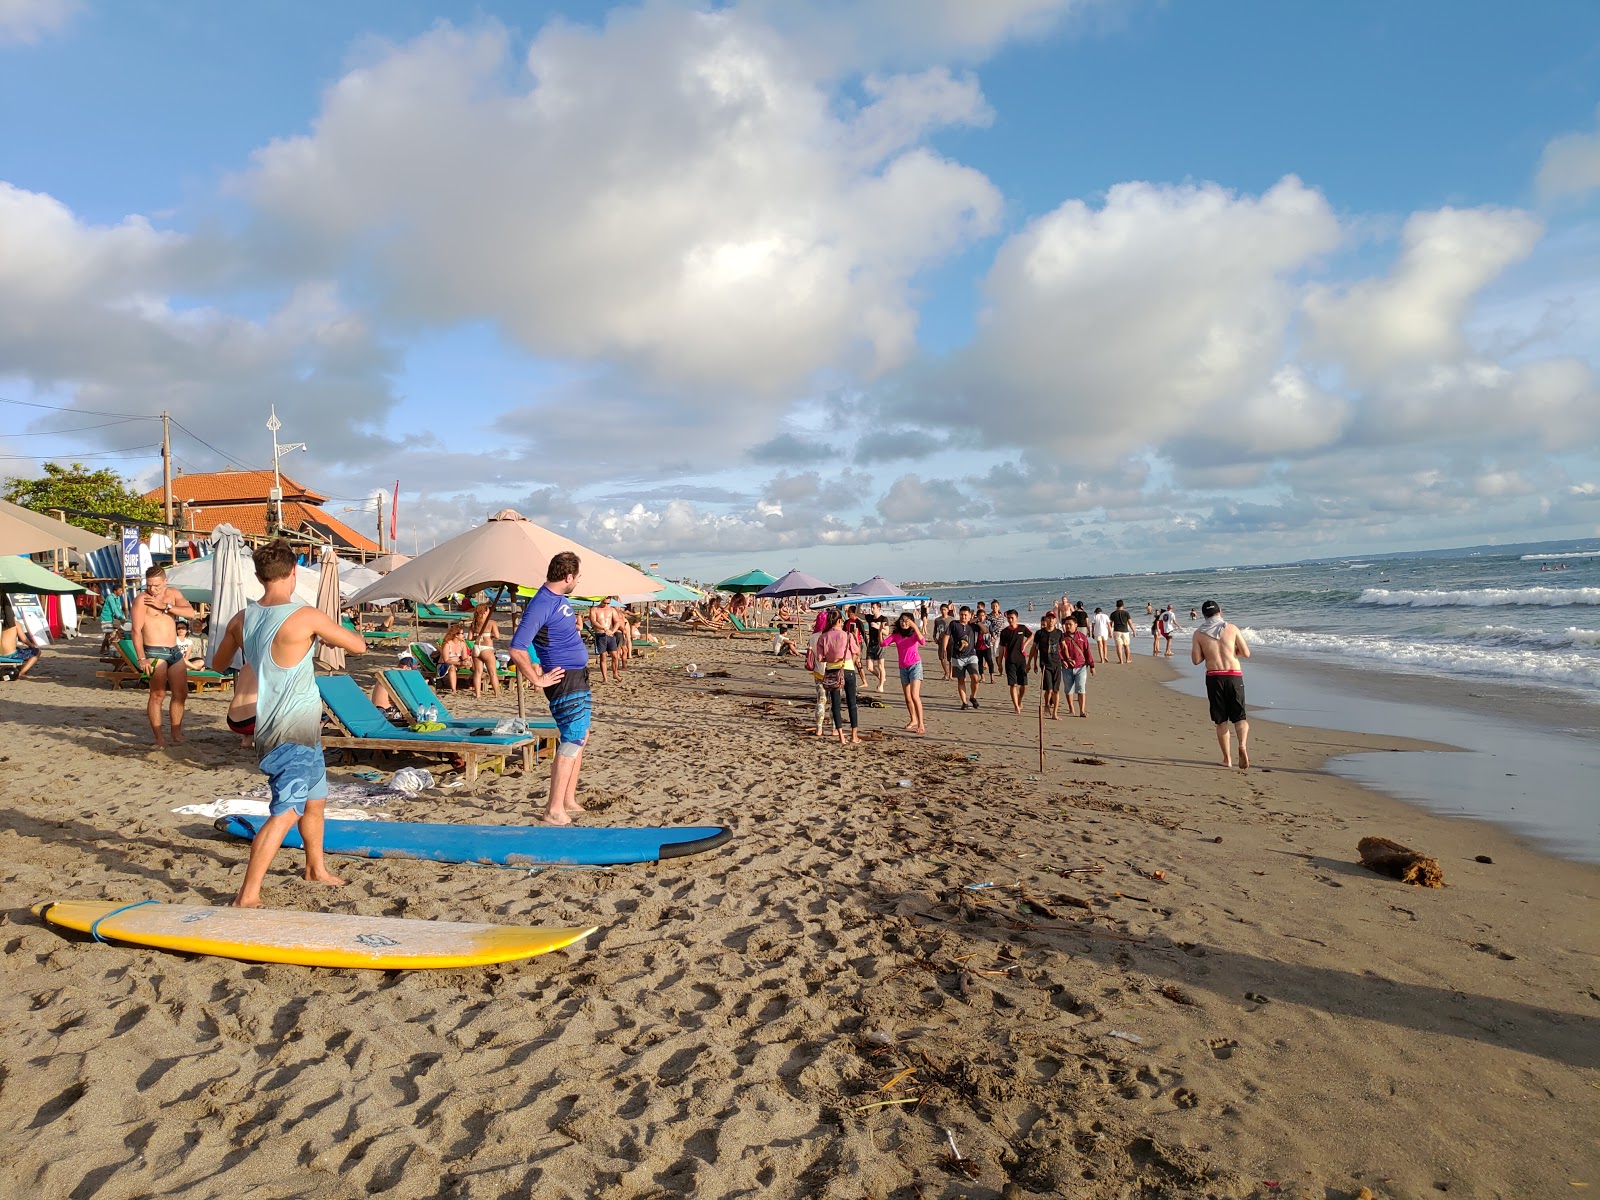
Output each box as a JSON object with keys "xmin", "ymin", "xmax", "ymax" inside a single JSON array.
[
  {"xmin": 0, "ymin": 555, "xmax": 85, "ymax": 596},
  {"xmin": 369, "ymin": 552, "xmax": 410, "ymax": 574},
  {"xmin": 314, "ymin": 546, "xmax": 346, "ymax": 672},
  {"xmin": 0, "ymin": 497, "xmax": 116, "ymax": 557},
  {"xmin": 849, "ymin": 575, "xmax": 906, "ymax": 596},
  {"xmin": 714, "ymin": 568, "xmax": 776, "ymax": 593},
  {"xmin": 206, "ymin": 526, "xmax": 251, "ymax": 671},
  {"xmin": 756, "ymin": 568, "xmax": 835, "ymax": 599},
  {"xmin": 336, "ymin": 560, "xmax": 395, "ymax": 603},
  {"xmin": 347, "ymin": 510, "xmax": 663, "ymax": 607},
  {"xmin": 644, "ymin": 573, "xmax": 703, "ymax": 602}
]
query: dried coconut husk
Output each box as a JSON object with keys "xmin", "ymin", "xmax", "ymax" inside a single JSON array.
[{"xmin": 1358, "ymin": 836, "xmax": 1445, "ymax": 887}]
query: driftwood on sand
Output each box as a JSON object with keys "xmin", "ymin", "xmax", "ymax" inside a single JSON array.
[{"xmin": 1358, "ymin": 836, "xmax": 1445, "ymax": 887}]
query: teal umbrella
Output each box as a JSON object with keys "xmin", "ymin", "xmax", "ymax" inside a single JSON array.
[
  {"xmin": 645, "ymin": 573, "xmax": 703, "ymax": 602},
  {"xmin": 714, "ymin": 568, "xmax": 776, "ymax": 593},
  {"xmin": 0, "ymin": 555, "xmax": 85, "ymax": 596}
]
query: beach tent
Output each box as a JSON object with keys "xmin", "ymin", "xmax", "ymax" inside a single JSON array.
[
  {"xmin": 0, "ymin": 555, "xmax": 85, "ymax": 596},
  {"xmin": 167, "ymin": 544, "xmax": 321, "ymax": 607},
  {"xmin": 849, "ymin": 575, "xmax": 906, "ymax": 596},
  {"xmin": 348, "ymin": 510, "xmax": 663, "ymax": 607},
  {"xmin": 756, "ymin": 569, "xmax": 835, "ymax": 599},
  {"xmin": 0, "ymin": 497, "xmax": 116, "ymax": 557},
  {"xmin": 714, "ymin": 568, "xmax": 776, "ymax": 593}
]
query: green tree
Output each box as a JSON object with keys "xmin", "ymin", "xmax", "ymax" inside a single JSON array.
[
  {"xmin": 2, "ymin": 462, "xmax": 163, "ymax": 533},
  {"xmin": 624, "ymin": 560, "xmax": 643, "ymax": 572}
]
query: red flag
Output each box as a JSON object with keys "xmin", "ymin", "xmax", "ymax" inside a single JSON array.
[{"xmin": 389, "ymin": 480, "xmax": 399, "ymax": 541}]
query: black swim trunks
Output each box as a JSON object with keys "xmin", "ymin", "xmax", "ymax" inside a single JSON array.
[
  {"xmin": 1005, "ymin": 661, "xmax": 1028, "ymax": 686},
  {"xmin": 1206, "ymin": 673, "xmax": 1247, "ymax": 724}
]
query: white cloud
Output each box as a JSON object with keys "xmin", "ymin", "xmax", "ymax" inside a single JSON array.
[
  {"xmin": 906, "ymin": 176, "xmax": 1341, "ymax": 459},
  {"xmin": 1303, "ymin": 207, "xmax": 1542, "ymax": 383},
  {"xmin": 1536, "ymin": 105, "xmax": 1600, "ymax": 201},
  {"xmin": 239, "ymin": 14, "xmax": 1001, "ymax": 398},
  {"xmin": 0, "ymin": 0, "xmax": 79, "ymax": 46}
]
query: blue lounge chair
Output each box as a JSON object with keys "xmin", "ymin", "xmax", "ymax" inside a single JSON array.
[
  {"xmin": 381, "ymin": 668, "xmax": 557, "ymax": 743},
  {"xmin": 316, "ymin": 675, "xmax": 537, "ymax": 786}
]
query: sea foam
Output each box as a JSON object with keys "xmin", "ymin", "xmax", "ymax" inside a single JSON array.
[
  {"xmin": 1357, "ymin": 587, "xmax": 1600, "ymax": 608},
  {"xmin": 1241, "ymin": 626, "xmax": 1600, "ymax": 689}
]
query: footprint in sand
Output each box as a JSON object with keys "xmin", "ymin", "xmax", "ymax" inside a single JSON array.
[
  {"xmin": 1470, "ymin": 942, "xmax": 1516, "ymax": 961},
  {"xmin": 1207, "ymin": 1037, "xmax": 1238, "ymax": 1060}
]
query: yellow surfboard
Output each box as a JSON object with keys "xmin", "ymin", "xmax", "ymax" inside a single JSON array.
[{"xmin": 34, "ymin": 900, "xmax": 597, "ymax": 970}]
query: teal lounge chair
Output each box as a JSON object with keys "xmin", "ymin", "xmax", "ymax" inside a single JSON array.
[
  {"xmin": 316, "ymin": 675, "xmax": 537, "ymax": 785},
  {"xmin": 343, "ymin": 617, "xmax": 408, "ymax": 640},
  {"xmin": 415, "ymin": 602, "xmax": 458, "ymax": 624},
  {"xmin": 382, "ymin": 667, "xmax": 556, "ymax": 732}
]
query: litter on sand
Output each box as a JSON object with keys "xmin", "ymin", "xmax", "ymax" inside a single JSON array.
[{"xmin": 1105, "ymin": 1029, "xmax": 1145, "ymax": 1044}]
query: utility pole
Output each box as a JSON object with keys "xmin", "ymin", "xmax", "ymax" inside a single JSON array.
[
  {"xmin": 266, "ymin": 406, "xmax": 307, "ymax": 534},
  {"xmin": 161, "ymin": 411, "xmax": 173, "ymax": 525}
]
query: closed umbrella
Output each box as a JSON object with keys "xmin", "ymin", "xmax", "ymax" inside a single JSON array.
[
  {"xmin": 756, "ymin": 569, "xmax": 835, "ymax": 599},
  {"xmin": 206, "ymin": 525, "xmax": 251, "ymax": 671},
  {"xmin": 314, "ymin": 546, "xmax": 346, "ymax": 672}
]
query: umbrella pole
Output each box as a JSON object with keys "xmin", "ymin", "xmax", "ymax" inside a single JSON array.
[{"xmin": 1038, "ymin": 688, "xmax": 1045, "ymax": 775}]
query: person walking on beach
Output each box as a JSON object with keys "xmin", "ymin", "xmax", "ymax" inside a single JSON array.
[
  {"xmin": 130, "ymin": 564, "xmax": 199, "ymax": 745},
  {"xmin": 1029, "ymin": 609, "xmax": 1065, "ymax": 719},
  {"xmin": 933, "ymin": 603, "xmax": 952, "ymax": 680},
  {"xmin": 863, "ymin": 601, "xmax": 889, "ymax": 693},
  {"xmin": 998, "ymin": 609, "xmax": 1032, "ymax": 713},
  {"xmin": 1090, "ymin": 607, "xmax": 1110, "ymax": 664},
  {"xmin": 981, "ymin": 601, "xmax": 1002, "ymax": 684},
  {"xmin": 943, "ymin": 605, "xmax": 984, "ymax": 709},
  {"xmin": 884, "ymin": 611, "xmax": 926, "ymax": 733},
  {"xmin": 1060, "ymin": 615, "xmax": 1096, "ymax": 717},
  {"xmin": 1191, "ymin": 599, "xmax": 1251, "ymax": 768},
  {"xmin": 210, "ymin": 539, "xmax": 368, "ymax": 907},
  {"xmin": 813, "ymin": 608, "xmax": 863, "ymax": 744},
  {"xmin": 1109, "ymin": 600, "xmax": 1135, "ymax": 665},
  {"xmin": 1157, "ymin": 605, "xmax": 1182, "ymax": 657},
  {"xmin": 508, "ymin": 553, "xmax": 586, "ymax": 824}
]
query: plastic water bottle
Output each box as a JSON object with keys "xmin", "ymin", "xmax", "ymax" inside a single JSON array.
[{"xmin": 423, "ymin": 704, "xmax": 436, "ymax": 723}]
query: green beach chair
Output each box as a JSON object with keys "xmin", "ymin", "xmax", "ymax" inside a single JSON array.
[{"xmin": 97, "ymin": 638, "xmax": 232, "ymax": 692}]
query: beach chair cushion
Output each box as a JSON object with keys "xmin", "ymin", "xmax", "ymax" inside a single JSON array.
[
  {"xmin": 381, "ymin": 669, "xmax": 557, "ymax": 733},
  {"xmin": 316, "ymin": 675, "xmax": 529, "ymax": 745},
  {"xmin": 116, "ymin": 638, "xmax": 229, "ymax": 683}
]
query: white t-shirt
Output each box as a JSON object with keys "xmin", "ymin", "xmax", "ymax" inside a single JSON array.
[{"xmin": 1090, "ymin": 612, "xmax": 1110, "ymax": 639}]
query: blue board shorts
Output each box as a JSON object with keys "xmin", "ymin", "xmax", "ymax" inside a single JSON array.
[
  {"xmin": 593, "ymin": 632, "xmax": 617, "ymax": 654},
  {"xmin": 260, "ymin": 743, "xmax": 328, "ymax": 816},
  {"xmin": 1066, "ymin": 665, "xmax": 1089, "ymax": 694},
  {"xmin": 544, "ymin": 668, "xmax": 593, "ymax": 746}
]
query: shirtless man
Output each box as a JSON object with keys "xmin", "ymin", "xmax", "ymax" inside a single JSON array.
[
  {"xmin": 589, "ymin": 597, "xmax": 624, "ymax": 683},
  {"xmin": 1191, "ymin": 600, "xmax": 1251, "ymax": 769},
  {"xmin": 131, "ymin": 565, "xmax": 198, "ymax": 745}
]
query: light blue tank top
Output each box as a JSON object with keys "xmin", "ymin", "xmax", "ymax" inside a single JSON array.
[{"xmin": 242, "ymin": 601, "xmax": 322, "ymax": 757}]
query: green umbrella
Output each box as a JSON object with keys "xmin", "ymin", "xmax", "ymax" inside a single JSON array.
[
  {"xmin": 0, "ymin": 555, "xmax": 86, "ymax": 596},
  {"xmin": 644, "ymin": 573, "xmax": 703, "ymax": 602},
  {"xmin": 714, "ymin": 568, "xmax": 776, "ymax": 593}
]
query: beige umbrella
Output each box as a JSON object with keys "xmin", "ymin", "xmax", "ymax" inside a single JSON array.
[
  {"xmin": 346, "ymin": 509, "xmax": 664, "ymax": 718},
  {"xmin": 313, "ymin": 546, "xmax": 346, "ymax": 672},
  {"xmin": 346, "ymin": 510, "xmax": 662, "ymax": 606},
  {"xmin": 0, "ymin": 497, "xmax": 117, "ymax": 557},
  {"xmin": 369, "ymin": 552, "xmax": 410, "ymax": 574}
]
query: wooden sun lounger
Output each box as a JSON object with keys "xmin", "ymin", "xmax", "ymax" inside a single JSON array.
[{"xmin": 97, "ymin": 638, "xmax": 233, "ymax": 692}]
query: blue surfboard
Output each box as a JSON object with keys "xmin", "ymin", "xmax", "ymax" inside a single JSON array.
[{"xmin": 215, "ymin": 816, "xmax": 733, "ymax": 867}]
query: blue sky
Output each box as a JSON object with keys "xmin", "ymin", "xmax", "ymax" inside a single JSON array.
[{"xmin": 2, "ymin": 0, "xmax": 1598, "ymax": 581}]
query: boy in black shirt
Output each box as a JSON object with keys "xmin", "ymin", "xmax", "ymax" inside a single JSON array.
[
  {"xmin": 1029, "ymin": 609, "xmax": 1066, "ymax": 719},
  {"xmin": 942, "ymin": 605, "xmax": 984, "ymax": 709},
  {"xmin": 996, "ymin": 609, "xmax": 1033, "ymax": 714}
]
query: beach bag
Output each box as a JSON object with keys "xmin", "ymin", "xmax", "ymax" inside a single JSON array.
[{"xmin": 822, "ymin": 665, "xmax": 845, "ymax": 690}]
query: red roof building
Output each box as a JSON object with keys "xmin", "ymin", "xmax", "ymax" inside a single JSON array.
[{"xmin": 143, "ymin": 468, "xmax": 381, "ymax": 554}]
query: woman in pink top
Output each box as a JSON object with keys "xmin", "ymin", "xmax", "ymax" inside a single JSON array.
[
  {"xmin": 808, "ymin": 609, "xmax": 863, "ymax": 744},
  {"xmin": 883, "ymin": 611, "xmax": 927, "ymax": 734}
]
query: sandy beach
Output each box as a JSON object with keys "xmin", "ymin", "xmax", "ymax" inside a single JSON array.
[{"xmin": 1, "ymin": 628, "xmax": 1596, "ymax": 1199}]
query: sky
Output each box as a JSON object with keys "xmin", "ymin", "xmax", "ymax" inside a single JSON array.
[{"xmin": 2, "ymin": 0, "xmax": 1599, "ymax": 582}]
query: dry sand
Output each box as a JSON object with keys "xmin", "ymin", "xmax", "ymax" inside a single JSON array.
[{"xmin": 1, "ymin": 626, "xmax": 1597, "ymax": 1199}]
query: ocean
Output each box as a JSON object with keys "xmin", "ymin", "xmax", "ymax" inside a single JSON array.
[{"xmin": 921, "ymin": 546, "xmax": 1600, "ymax": 862}]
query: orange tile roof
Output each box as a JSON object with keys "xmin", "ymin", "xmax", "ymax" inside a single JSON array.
[
  {"xmin": 180, "ymin": 501, "xmax": 381, "ymax": 554},
  {"xmin": 143, "ymin": 468, "xmax": 327, "ymax": 506}
]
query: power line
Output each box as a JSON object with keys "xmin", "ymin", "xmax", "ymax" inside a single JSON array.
[
  {"xmin": 4, "ymin": 417, "xmax": 152, "ymax": 437},
  {"xmin": 168, "ymin": 417, "xmax": 264, "ymax": 472},
  {"xmin": 0, "ymin": 444, "xmax": 162, "ymax": 461},
  {"xmin": 0, "ymin": 394, "xmax": 157, "ymax": 420}
]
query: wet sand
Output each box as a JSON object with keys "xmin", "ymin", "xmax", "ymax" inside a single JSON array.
[{"xmin": 1, "ymin": 628, "xmax": 1596, "ymax": 1199}]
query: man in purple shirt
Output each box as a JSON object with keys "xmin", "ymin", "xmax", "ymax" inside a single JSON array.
[{"xmin": 508, "ymin": 552, "xmax": 586, "ymax": 824}]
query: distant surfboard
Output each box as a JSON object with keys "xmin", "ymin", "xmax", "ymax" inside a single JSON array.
[
  {"xmin": 215, "ymin": 816, "xmax": 733, "ymax": 867},
  {"xmin": 34, "ymin": 900, "xmax": 596, "ymax": 970}
]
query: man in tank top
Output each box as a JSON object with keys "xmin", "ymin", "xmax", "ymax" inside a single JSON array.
[{"xmin": 211, "ymin": 539, "xmax": 369, "ymax": 907}]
